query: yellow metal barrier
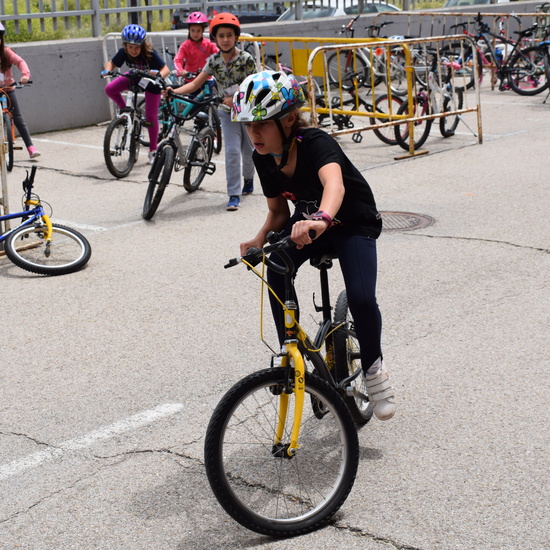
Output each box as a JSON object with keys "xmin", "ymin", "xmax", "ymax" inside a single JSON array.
[{"xmin": 240, "ymin": 35, "xmax": 482, "ymax": 156}]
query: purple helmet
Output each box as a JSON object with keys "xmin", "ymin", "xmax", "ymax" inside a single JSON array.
[{"xmin": 186, "ymin": 12, "xmax": 209, "ymax": 27}]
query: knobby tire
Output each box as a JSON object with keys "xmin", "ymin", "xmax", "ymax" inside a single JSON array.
[
  {"xmin": 103, "ymin": 116, "xmax": 136, "ymax": 178},
  {"xmin": 142, "ymin": 145, "xmax": 174, "ymax": 220},
  {"xmin": 183, "ymin": 127, "xmax": 214, "ymax": 192},
  {"xmin": 334, "ymin": 290, "xmax": 374, "ymax": 426},
  {"xmin": 204, "ymin": 368, "xmax": 359, "ymax": 537}
]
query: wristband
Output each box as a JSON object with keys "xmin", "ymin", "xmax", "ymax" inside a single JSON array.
[{"xmin": 311, "ymin": 211, "xmax": 333, "ymax": 226}]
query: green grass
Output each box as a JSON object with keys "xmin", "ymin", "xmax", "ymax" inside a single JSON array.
[{"xmin": 3, "ymin": 0, "xmax": 176, "ymax": 43}]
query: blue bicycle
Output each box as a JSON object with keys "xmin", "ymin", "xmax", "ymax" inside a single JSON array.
[{"xmin": 0, "ymin": 166, "xmax": 91, "ymax": 275}]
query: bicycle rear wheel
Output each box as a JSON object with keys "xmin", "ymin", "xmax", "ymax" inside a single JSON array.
[
  {"xmin": 334, "ymin": 290, "xmax": 374, "ymax": 426},
  {"xmin": 394, "ymin": 93, "xmax": 432, "ymax": 151},
  {"xmin": 183, "ymin": 127, "xmax": 215, "ymax": 192},
  {"xmin": 3, "ymin": 113, "xmax": 14, "ymax": 172},
  {"xmin": 506, "ymin": 46, "xmax": 549, "ymax": 96},
  {"xmin": 142, "ymin": 144, "xmax": 174, "ymax": 220},
  {"xmin": 5, "ymin": 222, "xmax": 91, "ymax": 276},
  {"xmin": 370, "ymin": 93, "xmax": 404, "ymax": 146},
  {"xmin": 204, "ymin": 368, "xmax": 359, "ymax": 537},
  {"xmin": 103, "ymin": 117, "xmax": 136, "ymax": 178},
  {"xmin": 440, "ymin": 88, "xmax": 464, "ymax": 138},
  {"xmin": 210, "ymin": 106, "xmax": 223, "ymax": 154},
  {"xmin": 327, "ymin": 51, "xmax": 369, "ymax": 90}
]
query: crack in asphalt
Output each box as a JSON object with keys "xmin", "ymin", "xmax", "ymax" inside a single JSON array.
[
  {"xmin": 0, "ymin": 430, "xmax": 54, "ymax": 448},
  {"xmin": 402, "ymin": 232, "xmax": 549, "ymax": 254},
  {"xmin": 334, "ymin": 522, "xmax": 424, "ymax": 550}
]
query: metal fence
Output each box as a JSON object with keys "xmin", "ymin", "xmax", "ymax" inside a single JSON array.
[{"xmin": 0, "ymin": 0, "xmax": 444, "ymax": 38}]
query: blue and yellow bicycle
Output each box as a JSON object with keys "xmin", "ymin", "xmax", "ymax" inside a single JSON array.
[{"xmin": 0, "ymin": 166, "xmax": 91, "ymax": 275}]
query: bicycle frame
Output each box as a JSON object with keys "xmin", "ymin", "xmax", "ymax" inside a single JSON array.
[
  {"xmin": 0, "ymin": 167, "xmax": 52, "ymax": 243},
  {"xmin": 236, "ymin": 235, "xmax": 357, "ymax": 458}
]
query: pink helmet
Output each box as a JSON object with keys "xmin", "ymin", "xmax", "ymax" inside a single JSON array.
[{"xmin": 186, "ymin": 12, "xmax": 208, "ymax": 27}]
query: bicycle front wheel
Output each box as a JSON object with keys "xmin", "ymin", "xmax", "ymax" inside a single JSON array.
[
  {"xmin": 142, "ymin": 145, "xmax": 174, "ymax": 220},
  {"xmin": 3, "ymin": 113, "xmax": 14, "ymax": 171},
  {"xmin": 334, "ymin": 290, "xmax": 374, "ymax": 426},
  {"xmin": 204, "ymin": 368, "xmax": 359, "ymax": 537},
  {"xmin": 183, "ymin": 127, "xmax": 215, "ymax": 193},
  {"xmin": 506, "ymin": 46, "xmax": 549, "ymax": 96},
  {"xmin": 5, "ymin": 223, "xmax": 91, "ymax": 276},
  {"xmin": 103, "ymin": 117, "xmax": 136, "ymax": 178},
  {"xmin": 394, "ymin": 93, "xmax": 432, "ymax": 152}
]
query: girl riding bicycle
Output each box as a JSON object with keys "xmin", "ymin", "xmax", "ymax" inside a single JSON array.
[
  {"xmin": 173, "ymin": 12, "xmax": 218, "ymax": 78},
  {"xmin": 167, "ymin": 13, "xmax": 257, "ymax": 211},
  {"xmin": 0, "ymin": 22, "xmax": 40, "ymax": 159},
  {"xmin": 234, "ymin": 70, "xmax": 396, "ymax": 421},
  {"xmin": 102, "ymin": 24, "xmax": 170, "ymax": 164}
]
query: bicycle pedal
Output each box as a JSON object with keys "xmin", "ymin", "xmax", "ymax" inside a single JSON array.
[
  {"xmin": 14, "ymin": 146, "xmax": 23, "ymax": 150},
  {"xmin": 352, "ymin": 132, "xmax": 363, "ymax": 143},
  {"xmin": 204, "ymin": 162, "xmax": 216, "ymax": 176}
]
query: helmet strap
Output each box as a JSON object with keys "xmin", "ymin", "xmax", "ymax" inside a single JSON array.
[{"xmin": 272, "ymin": 120, "xmax": 295, "ymax": 171}]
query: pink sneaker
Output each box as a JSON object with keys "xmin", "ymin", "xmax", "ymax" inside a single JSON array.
[{"xmin": 28, "ymin": 146, "xmax": 41, "ymax": 159}]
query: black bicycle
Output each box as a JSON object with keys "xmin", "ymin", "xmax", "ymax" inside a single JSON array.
[
  {"xmin": 204, "ymin": 231, "xmax": 372, "ymax": 536},
  {"xmin": 465, "ymin": 14, "xmax": 549, "ymax": 95},
  {"xmin": 142, "ymin": 86, "xmax": 216, "ymax": 220},
  {"xmin": 102, "ymin": 69, "xmax": 162, "ymax": 178}
]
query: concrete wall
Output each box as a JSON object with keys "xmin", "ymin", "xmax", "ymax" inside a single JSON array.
[{"xmin": 12, "ymin": 1, "xmax": 544, "ymax": 135}]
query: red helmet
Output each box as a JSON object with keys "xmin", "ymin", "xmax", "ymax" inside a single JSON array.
[{"xmin": 209, "ymin": 13, "xmax": 240, "ymax": 38}]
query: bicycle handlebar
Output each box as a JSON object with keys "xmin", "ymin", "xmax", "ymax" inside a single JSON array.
[
  {"xmin": 22, "ymin": 166, "xmax": 37, "ymax": 193},
  {"xmin": 225, "ymin": 230, "xmax": 317, "ymax": 272}
]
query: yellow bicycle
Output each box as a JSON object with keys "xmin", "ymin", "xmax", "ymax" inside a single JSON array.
[{"xmin": 204, "ymin": 231, "xmax": 371, "ymax": 536}]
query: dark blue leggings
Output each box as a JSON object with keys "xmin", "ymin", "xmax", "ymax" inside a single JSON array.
[
  {"xmin": 7, "ymin": 89, "xmax": 33, "ymax": 148},
  {"xmin": 267, "ymin": 229, "xmax": 382, "ymax": 370}
]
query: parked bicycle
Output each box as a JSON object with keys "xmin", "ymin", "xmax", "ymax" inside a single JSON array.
[
  {"xmin": 326, "ymin": 17, "xmax": 406, "ymax": 95},
  {"xmin": 394, "ymin": 49, "xmax": 465, "ymax": 151},
  {"xmin": 204, "ymin": 230, "xmax": 372, "ymax": 536},
  {"xmin": 102, "ymin": 69, "xmax": 162, "ymax": 178},
  {"xmin": 0, "ymin": 166, "xmax": 91, "ymax": 275},
  {"xmin": 158, "ymin": 50, "xmax": 223, "ymax": 154},
  {"xmin": 460, "ymin": 14, "xmax": 550, "ymax": 95},
  {"xmin": 315, "ymin": 71, "xmax": 404, "ymax": 146},
  {"xmin": 142, "ymin": 85, "xmax": 216, "ymax": 220},
  {"xmin": 1, "ymin": 81, "xmax": 31, "ymax": 171}
]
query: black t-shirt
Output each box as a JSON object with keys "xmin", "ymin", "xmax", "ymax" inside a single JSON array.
[{"xmin": 254, "ymin": 127, "xmax": 382, "ymax": 238}]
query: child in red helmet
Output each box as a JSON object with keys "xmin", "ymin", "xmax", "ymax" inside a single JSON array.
[{"xmin": 167, "ymin": 13, "xmax": 257, "ymax": 211}]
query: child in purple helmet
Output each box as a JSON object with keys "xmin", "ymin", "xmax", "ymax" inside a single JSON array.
[
  {"xmin": 174, "ymin": 12, "xmax": 218, "ymax": 78},
  {"xmin": 0, "ymin": 22, "xmax": 40, "ymax": 158},
  {"xmin": 102, "ymin": 25, "xmax": 170, "ymax": 165}
]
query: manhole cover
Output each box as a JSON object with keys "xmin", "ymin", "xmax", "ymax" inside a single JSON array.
[{"xmin": 380, "ymin": 211, "xmax": 435, "ymax": 231}]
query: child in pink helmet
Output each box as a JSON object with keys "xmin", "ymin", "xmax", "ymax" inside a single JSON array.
[{"xmin": 174, "ymin": 12, "xmax": 218, "ymax": 78}]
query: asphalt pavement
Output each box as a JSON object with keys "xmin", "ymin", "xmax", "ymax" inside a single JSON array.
[{"xmin": 0, "ymin": 81, "xmax": 549, "ymax": 550}]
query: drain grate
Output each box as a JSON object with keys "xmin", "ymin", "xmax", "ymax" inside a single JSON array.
[{"xmin": 380, "ymin": 211, "xmax": 435, "ymax": 231}]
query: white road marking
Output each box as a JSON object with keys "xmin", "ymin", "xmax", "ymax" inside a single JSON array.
[
  {"xmin": 0, "ymin": 402, "xmax": 184, "ymax": 481},
  {"xmin": 33, "ymin": 138, "xmax": 103, "ymax": 150}
]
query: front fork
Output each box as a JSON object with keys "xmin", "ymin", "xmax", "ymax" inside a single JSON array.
[{"xmin": 273, "ymin": 302, "xmax": 306, "ymax": 458}]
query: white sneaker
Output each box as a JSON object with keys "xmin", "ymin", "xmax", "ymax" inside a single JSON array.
[
  {"xmin": 148, "ymin": 151, "xmax": 156, "ymax": 165},
  {"xmin": 364, "ymin": 364, "xmax": 396, "ymax": 421}
]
